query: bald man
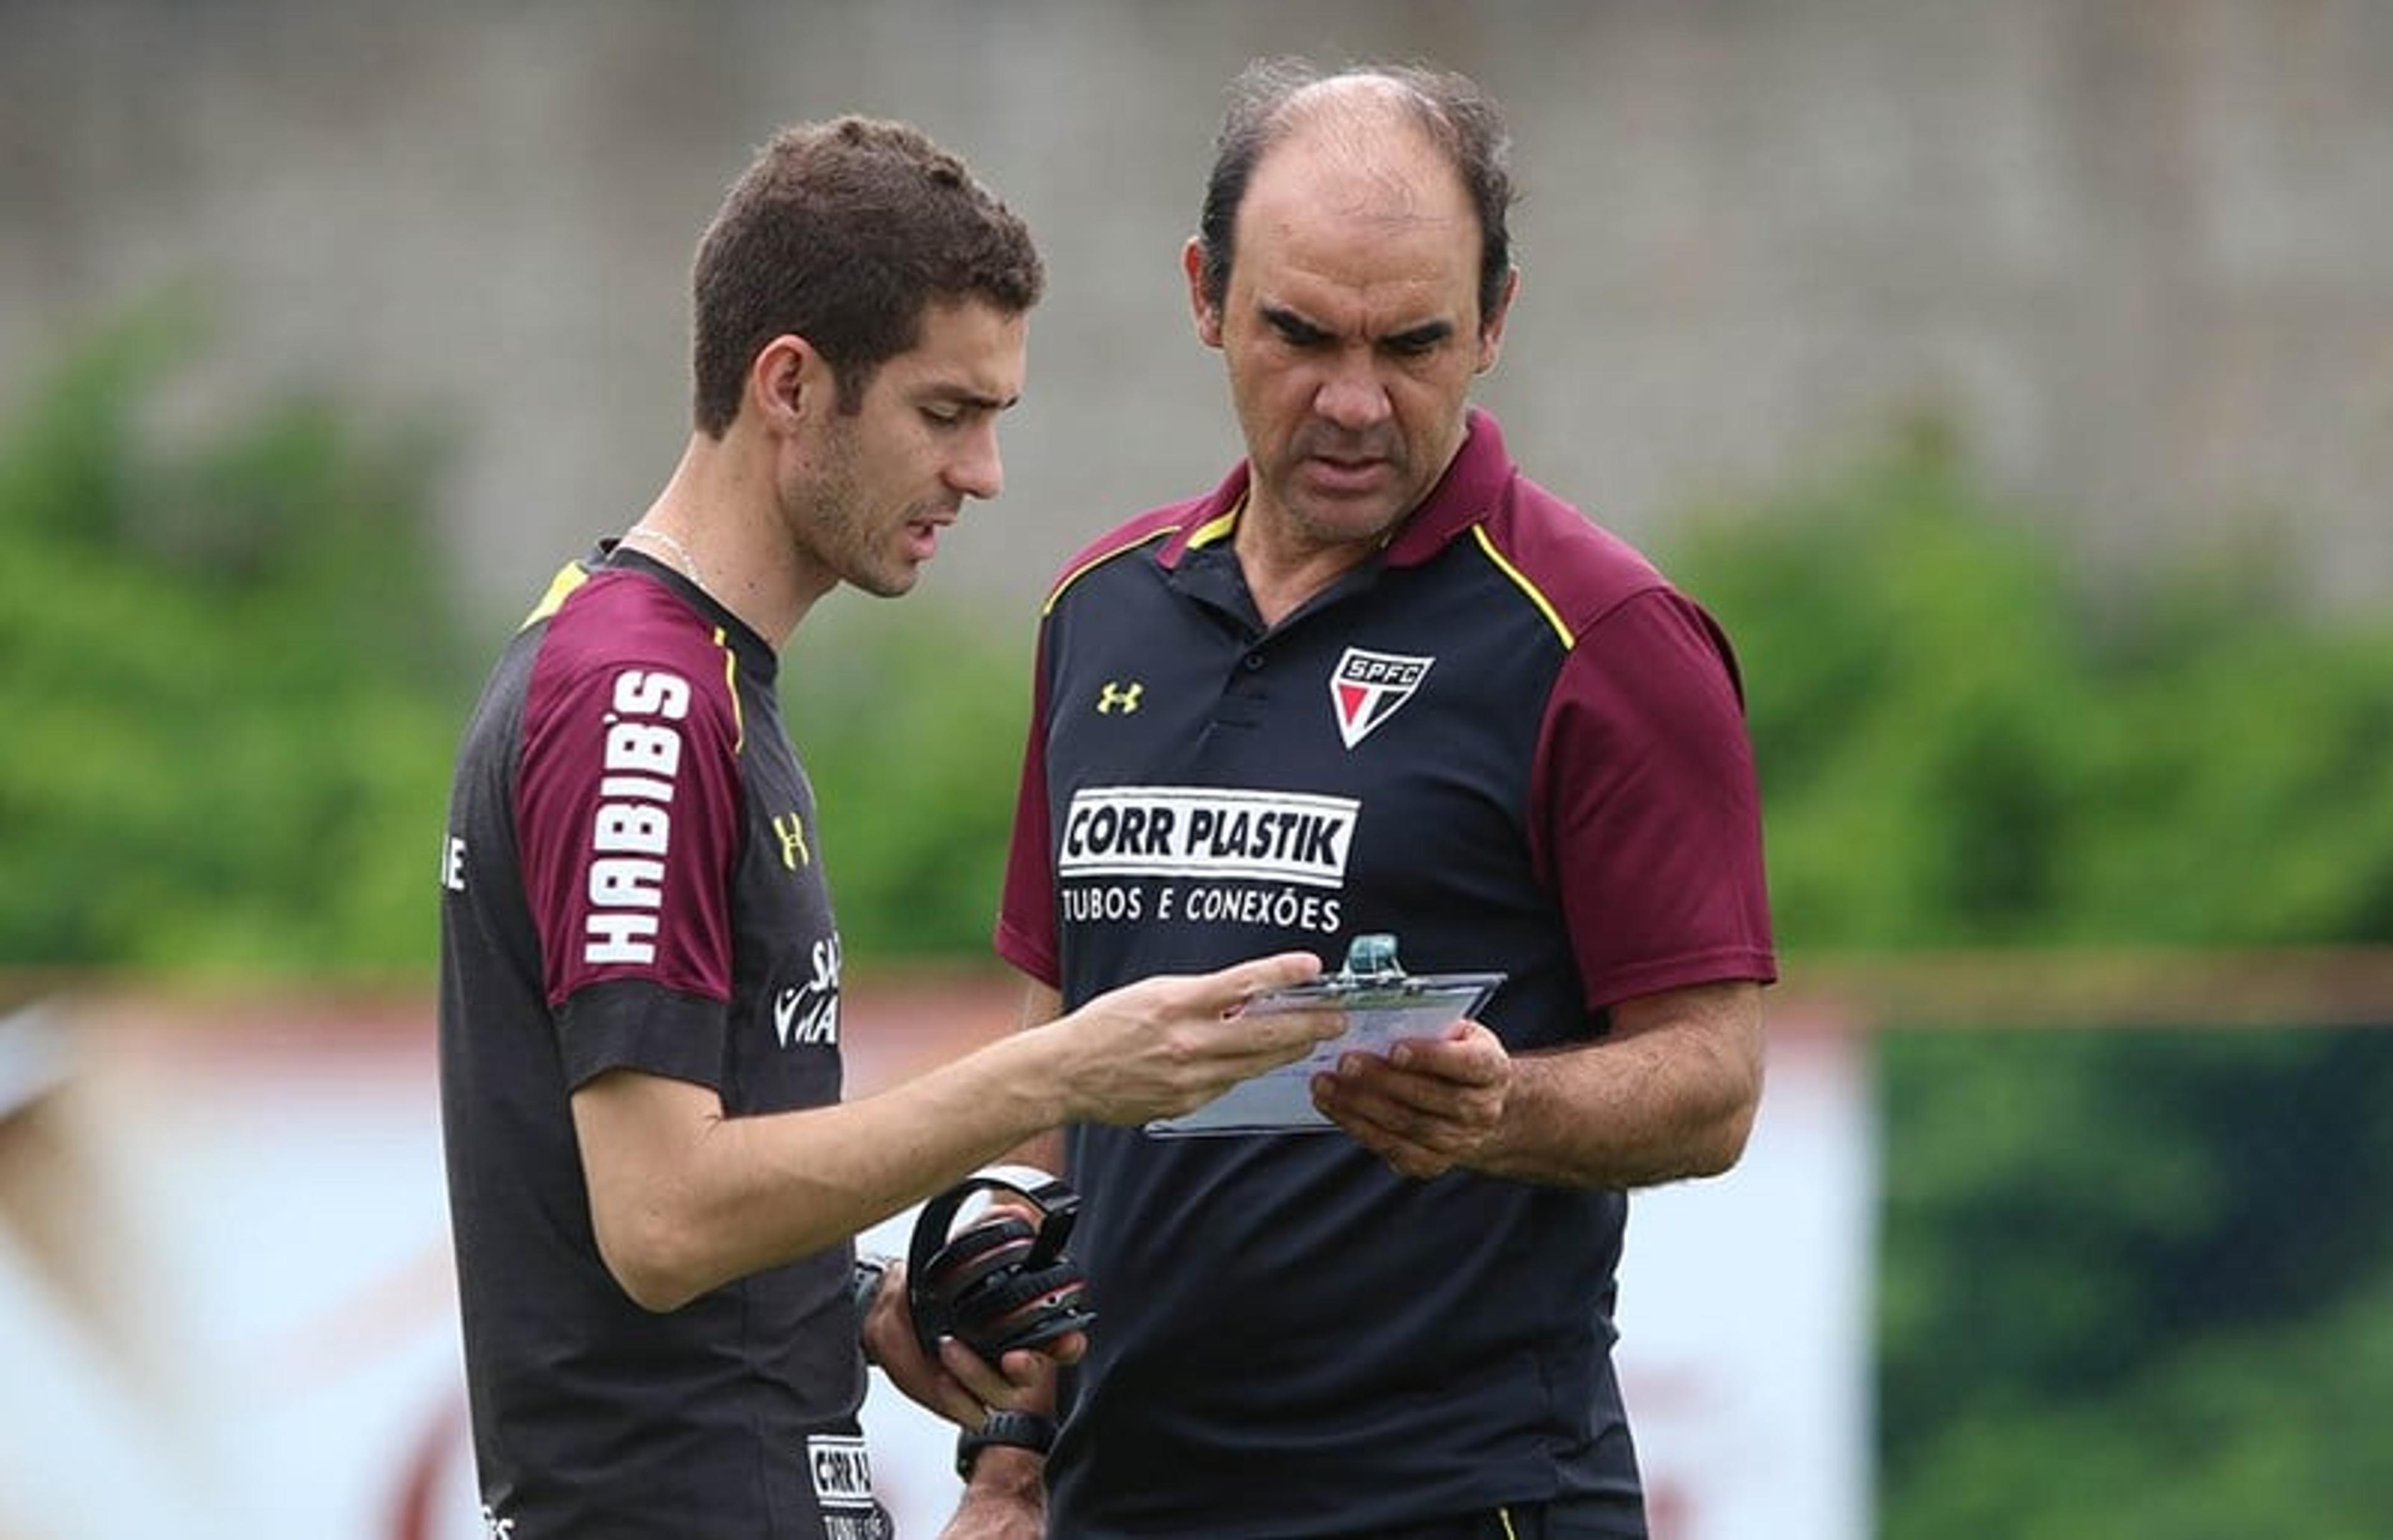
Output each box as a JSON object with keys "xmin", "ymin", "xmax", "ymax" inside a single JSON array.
[{"xmin": 967, "ymin": 59, "xmax": 1778, "ymax": 1540}]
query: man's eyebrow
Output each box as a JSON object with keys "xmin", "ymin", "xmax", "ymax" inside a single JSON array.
[
  {"xmin": 922, "ymin": 382, "xmax": 1018, "ymax": 411},
  {"xmin": 1385, "ymin": 319, "xmax": 1455, "ymax": 349},
  {"xmin": 1259, "ymin": 303, "xmax": 1331, "ymax": 341},
  {"xmin": 1259, "ymin": 303, "xmax": 1454, "ymax": 350}
]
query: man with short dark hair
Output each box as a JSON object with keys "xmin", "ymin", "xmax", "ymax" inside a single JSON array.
[{"xmin": 436, "ymin": 116, "xmax": 1341, "ymax": 1540}]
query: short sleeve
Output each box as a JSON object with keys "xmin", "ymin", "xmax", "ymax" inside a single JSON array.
[
  {"xmin": 1531, "ymin": 589, "xmax": 1777, "ymax": 1013},
  {"xmin": 515, "ymin": 607, "xmax": 745, "ymax": 1087}
]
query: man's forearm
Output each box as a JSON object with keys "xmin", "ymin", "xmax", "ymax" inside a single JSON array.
[
  {"xmin": 1473, "ymin": 979, "xmax": 1765, "ymax": 1189},
  {"xmin": 937, "ymin": 1445, "xmax": 1046, "ymax": 1539}
]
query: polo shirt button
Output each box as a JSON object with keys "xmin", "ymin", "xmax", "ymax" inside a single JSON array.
[{"xmin": 1242, "ymin": 652, "xmax": 1266, "ymax": 671}]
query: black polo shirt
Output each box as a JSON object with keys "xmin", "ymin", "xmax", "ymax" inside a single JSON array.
[
  {"xmin": 998, "ymin": 410, "xmax": 1775, "ymax": 1538},
  {"xmin": 439, "ymin": 546, "xmax": 883, "ymax": 1540}
]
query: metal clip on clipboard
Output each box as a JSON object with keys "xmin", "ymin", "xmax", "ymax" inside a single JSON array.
[{"xmin": 1143, "ymin": 933, "xmax": 1506, "ymax": 1138}]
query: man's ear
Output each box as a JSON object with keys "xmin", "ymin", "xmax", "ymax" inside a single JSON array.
[
  {"xmin": 1183, "ymin": 237, "xmax": 1223, "ymax": 349},
  {"xmin": 748, "ymin": 335, "xmax": 829, "ymax": 432},
  {"xmin": 1476, "ymin": 267, "xmax": 1521, "ymax": 375}
]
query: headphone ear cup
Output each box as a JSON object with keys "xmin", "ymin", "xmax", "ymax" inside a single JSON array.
[
  {"xmin": 922, "ymin": 1217, "xmax": 1036, "ymax": 1300},
  {"xmin": 947, "ymin": 1256, "xmax": 1094, "ymax": 1358},
  {"xmin": 911, "ymin": 1216, "xmax": 1036, "ymax": 1355}
]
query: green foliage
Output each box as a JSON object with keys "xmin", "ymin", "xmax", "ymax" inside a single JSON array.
[
  {"xmin": 1880, "ymin": 1052, "xmax": 2393, "ymax": 1536},
  {"xmin": 0, "ymin": 304, "xmax": 469, "ymax": 976},
  {"xmin": 779, "ymin": 602, "xmax": 1034, "ymax": 961},
  {"xmin": 1673, "ymin": 422, "xmax": 2097, "ymax": 948},
  {"xmin": 1873, "ymin": 1026, "xmax": 2393, "ymax": 1533},
  {"xmin": 1673, "ymin": 418, "xmax": 2393, "ymax": 952}
]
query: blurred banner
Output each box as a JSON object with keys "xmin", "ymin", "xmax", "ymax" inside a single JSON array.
[{"xmin": 0, "ymin": 987, "xmax": 1869, "ymax": 1539}]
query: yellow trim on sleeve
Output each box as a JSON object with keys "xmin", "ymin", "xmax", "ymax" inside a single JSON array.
[
  {"xmin": 1470, "ymin": 525, "xmax": 1575, "ymax": 649},
  {"xmin": 520, "ymin": 562, "xmax": 590, "ymax": 630},
  {"xmin": 715, "ymin": 627, "xmax": 743, "ymax": 753}
]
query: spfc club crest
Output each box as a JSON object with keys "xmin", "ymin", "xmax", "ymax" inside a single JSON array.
[{"xmin": 1329, "ymin": 647, "xmax": 1434, "ymax": 749}]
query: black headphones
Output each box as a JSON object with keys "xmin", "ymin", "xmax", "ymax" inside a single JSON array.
[{"xmin": 907, "ymin": 1164, "xmax": 1096, "ymax": 1361}]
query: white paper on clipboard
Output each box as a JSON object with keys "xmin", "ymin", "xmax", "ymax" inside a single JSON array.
[{"xmin": 1143, "ymin": 966, "xmax": 1504, "ymax": 1138}]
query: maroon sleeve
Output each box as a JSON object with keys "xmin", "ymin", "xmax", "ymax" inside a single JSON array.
[
  {"xmin": 516, "ymin": 590, "xmax": 743, "ymax": 1012},
  {"xmin": 1530, "ymin": 589, "xmax": 1777, "ymax": 1014},
  {"xmin": 995, "ymin": 629, "xmax": 1060, "ymax": 987}
]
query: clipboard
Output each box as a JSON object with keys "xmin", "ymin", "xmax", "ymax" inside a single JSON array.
[{"xmin": 1143, "ymin": 933, "xmax": 1504, "ymax": 1138}]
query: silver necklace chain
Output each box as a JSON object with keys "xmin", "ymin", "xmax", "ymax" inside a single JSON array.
[{"xmin": 623, "ymin": 525, "xmax": 703, "ymax": 588}]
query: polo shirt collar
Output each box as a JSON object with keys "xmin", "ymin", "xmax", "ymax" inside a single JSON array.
[{"xmin": 1155, "ymin": 407, "xmax": 1513, "ymax": 571}]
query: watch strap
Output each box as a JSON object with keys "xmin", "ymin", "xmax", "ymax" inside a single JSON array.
[{"xmin": 955, "ymin": 1409, "xmax": 1056, "ymax": 1479}]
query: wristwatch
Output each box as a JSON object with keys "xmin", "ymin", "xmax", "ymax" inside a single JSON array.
[{"xmin": 955, "ymin": 1410, "xmax": 1056, "ymax": 1479}]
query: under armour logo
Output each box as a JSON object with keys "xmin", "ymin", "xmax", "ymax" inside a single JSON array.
[
  {"xmin": 1097, "ymin": 680, "xmax": 1144, "ymax": 715},
  {"xmin": 772, "ymin": 811, "xmax": 810, "ymax": 868}
]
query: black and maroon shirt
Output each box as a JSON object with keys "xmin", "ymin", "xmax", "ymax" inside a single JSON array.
[
  {"xmin": 998, "ymin": 410, "xmax": 1776, "ymax": 1538},
  {"xmin": 438, "ymin": 544, "xmax": 882, "ymax": 1540}
]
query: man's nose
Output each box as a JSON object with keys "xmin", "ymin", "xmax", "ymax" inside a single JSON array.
[
  {"xmin": 947, "ymin": 420, "xmax": 1005, "ymax": 500},
  {"xmin": 1312, "ymin": 349, "xmax": 1392, "ymax": 431}
]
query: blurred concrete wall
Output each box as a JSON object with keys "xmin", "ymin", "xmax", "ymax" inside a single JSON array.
[{"xmin": 4, "ymin": 0, "xmax": 2389, "ymax": 627}]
